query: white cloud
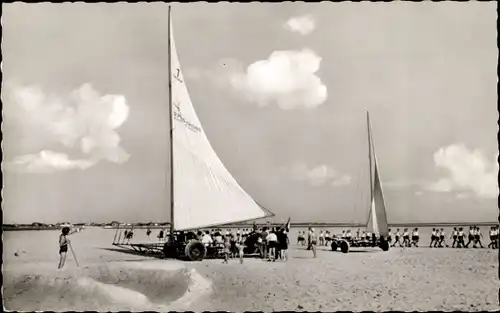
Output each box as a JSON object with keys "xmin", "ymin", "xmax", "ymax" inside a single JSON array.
[
  {"xmin": 287, "ymin": 163, "xmax": 351, "ymax": 187},
  {"xmin": 230, "ymin": 48, "xmax": 327, "ymax": 110},
  {"xmin": 4, "ymin": 83, "xmax": 130, "ymax": 173},
  {"xmin": 284, "ymin": 15, "xmax": 316, "ymax": 36},
  {"xmin": 426, "ymin": 143, "xmax": 498, "ymax": 199}
]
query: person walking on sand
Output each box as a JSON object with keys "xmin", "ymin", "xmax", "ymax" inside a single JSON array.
[
  {"xmin": 457, "ymin": 227, "xmax": 465, "ymax": 248},
  {"xmin": 391, "ymin": 229, "xmax": 402, "ymax": 247},
  {"xmin": 402, "ymin": 228, "xmax": 410, "ymax": 247},
  {"xmin": 474, "ymin": 227, "xmax": 484, "ymax": 248},
  {"xmin": 465, "ymin": 226, "xmax": 475, "ymax": 248},
  {"xmin": 58, "ymin": 226, "xmax": 81, "ymax": 269},
  {"xmin": 319, "ymin": 230, "xmax": 324, "ymax": 246},
  {"xmin": 451, "ymin": 227, "xmax": 458, "ymax": 248},
  {"xmin": 437, "ymin": 228, "xmax": 448, "ymax": 247},
  {"xmin": 488, "ymin": 226, "xmax": 497, "ymax": 249},
  {"xmin": 387, "ymin": 229, "xmax": 393, "ymax": 246},
  {"xmin": 310, "ymin": 228, "xmax": 318, "ymax": 258},
  {"xmin": 410, "ymin": 228, "xmax": 419, "ymax": 247},
  {"xmin": 429, "ymin": 228, "xmax": 437, "ymax": 247},
  {"xmin": 236, "ymin": 236, "xmax": 245, "ymax": 264}
]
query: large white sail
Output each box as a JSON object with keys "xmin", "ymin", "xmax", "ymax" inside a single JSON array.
[
  {"xmin": 365, "ymin": 113, "xmax": 389, "ymax": 237},
  {"xmin": 169, "ymin": 14, "xmax": 272, "ymax": 231},
  {"xmin": 366, "ymin": 159, "xmax": 389, "ymax": 237}
]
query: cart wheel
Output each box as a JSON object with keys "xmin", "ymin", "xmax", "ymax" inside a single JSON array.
[
  {"xmin": 185, "ymin": 240, "xmax": 207, "ymax": 261},
  {"xmin": 340, "ymin": 240, "xmax": 350, "ymax": 254},
  {"xmin": 331, "ymin": 241, "xmax": 338, "ymax": 251},
  {"xmin": 163, "ymin": 242, "xmax": 177, "ymax": 258}
]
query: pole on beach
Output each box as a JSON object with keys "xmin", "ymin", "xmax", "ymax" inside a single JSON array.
[{"xmin": 69, "ymin": 243, "xmax": 80, "ymax": 267}]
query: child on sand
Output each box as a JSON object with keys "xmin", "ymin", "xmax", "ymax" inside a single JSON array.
[
  {"xmin": 310, "ymin": 228, "xmax": 318, "ymax": 258},
  {"xmin": 223, "ymin": 236, "xmax": 231, "ymax": 264},
  {"xmin": 58, "ymin": 226, "xmax": 81, "ymax": 269}
]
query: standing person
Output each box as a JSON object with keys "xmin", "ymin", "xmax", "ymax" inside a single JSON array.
[
  {"xmin": 319, "ymin": 231, "xmax": 324, "ymax": 246},
  {"xmin": 457, "ymin": 227, "xmax": 465, "ymax": 248},
  {"xmin": 266, "ymin": 229, "xmax": 278, "ymax": 262},
  {"xmin": 146, "ymin": 227, "xmax": 151, "ymax": 239},
  {"xmin": 410, "ymin": 228, "xmax": 419, "ymax": 247},
  {"xmin": 278, "ymin": 228, "xmax": 289, "ymax": 261},
  {"xmin": 392, "ymin": 229, "xmax": 402, "ymax": 247},
  {"xmin": 222, "ymin": 236, "xmax": 231, "ymax": 264},
  {"xmin": 387, "ymin": 229, "xmax": 393, "ymax": 246},
  {"xmin": 158, "ymin": 229, "xmax": 164, "ymax": 242},
  {"xmin": 488, "ymin": 226, "xmax": 496, "ymax": 249},
  {"xmin": 438, "ymin": 228, "xmax": 448, "ymax": 247},
  {"xmin": 310, "ymin": 228, "xmax": 318, "ymax": 258},
  {"xmin": 451, "ymin": 227, "xmax": 458, "ymax": 248},
  {"xmin": 402, "ymin": 228, "xmax": 410, "ymax": 247},
  {"xmin": 260, "ymin": 227, "xmax": 269, "ymax": 259},
  {"xmin": 236, "ymin": 235, "xmax": 245, "ymax": 264},
  {"xmin": 307, "ymin": 227, "xmax": 313, "ymax": 250},
  {"xmin": 201, "ymin": 230, "xmax": 213, "ymax": 247},
  {"xmin": 356, "ymin": 228, "xmax": 361, "ymax": 240},
  {"xmin": 324, "ymin": 231, "xmax": 331, "ymax": 246},
  {"xmin": 465, "ymin": 226, "xmax": 475, "ymax": 248},
  {"xmin": 429, "ymin": 228, "xmax": 437, "ymax": 247},
  {"xmin": 474, "ymin": 227, "xmax": 484, "ymax": 248},
  {"xmin": 58, "ymin": 226, "xmax": 81, "ymax": 269}
]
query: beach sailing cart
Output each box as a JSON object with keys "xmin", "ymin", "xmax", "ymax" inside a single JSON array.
[
  {"xmin": 330, "ymin": 112, "xmax": 390, "ymax": 254},
  {"xmin": 112, "ymin": 6, "xmax": 274, "ymax": 261}
]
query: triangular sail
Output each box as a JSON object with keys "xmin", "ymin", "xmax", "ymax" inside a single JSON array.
[
  {"xmin": 365, "ymin": 112, "xmax": 389, "ymax": 237},
  {"xmin": 169, "ymin": 12, "xmax": 273, "ymax": 231}
]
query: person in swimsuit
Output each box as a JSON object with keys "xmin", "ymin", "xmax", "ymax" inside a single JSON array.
[
  {"xmin": 465, "ymin": 226, "xmax": 475, "ymax": 248},
  {"xmin": 319, "ymin": 231, "xmax": 324, "ymax": 246},
  {"xmin": 58, "ymin": 226, "xmax": 81, "ymax": 269},
  {"xmin": 391, "ymin": 229, "xmax": 401, "ymax": 247},
  {"xmin": 474, "ymin": 227, "xmax": 484, "ymax": 248},
  {"xmin": 310, "ymin": 228, "xmax": 318, "ymax": 258},
  {"xmin": 451, "ymin": 227, "xmax": 458, "ymax": 248}
]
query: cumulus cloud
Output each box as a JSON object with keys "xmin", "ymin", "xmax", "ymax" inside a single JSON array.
[
  {"xmin": 287, "ymin": 163, "xmax": 351, "ymax": 187},
  {"xmin": 3, "ymin": 83, "xmax": 130, "ymax": 173},
  {"xmin": 230, "ymin": 48, "xmax": 328, "ymax": 110},
  {"xmin": 284, "ymin": 15, "xmax": 316, "ymax": 36},
  {"xmin": 425, "ymin": 143, "xmax": 498, "ymax": 199}
]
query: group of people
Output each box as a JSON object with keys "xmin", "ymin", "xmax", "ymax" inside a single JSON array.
[
  {"xmin": 295, "ymin": 225, "xmax": 498, "ymax": 250},
  {"xmin": 197, "ymin": 226, "xmax": 290, "ymax": 263}
]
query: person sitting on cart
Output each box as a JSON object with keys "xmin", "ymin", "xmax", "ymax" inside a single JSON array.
[{"xmin": 201, "ymin": 230, "xmax": 213, "ymax": 247}]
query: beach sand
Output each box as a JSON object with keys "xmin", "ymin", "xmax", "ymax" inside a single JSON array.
[{"xmin": 3, "ymin": 227, "xmax": 498, "ymax": 312}]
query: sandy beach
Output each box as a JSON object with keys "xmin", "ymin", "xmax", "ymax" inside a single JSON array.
[{"xmin": 3, "ymin": 227, "xmax": 498, "ymax": 312}]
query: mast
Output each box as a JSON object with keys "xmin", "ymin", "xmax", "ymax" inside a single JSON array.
[
  {"xmin": 167, "ymin": 6, "xmax": 175, "ymax": 239},
  {"xmin": 367, "ymin": 111, "xmax": 373, "ymax": 211}
]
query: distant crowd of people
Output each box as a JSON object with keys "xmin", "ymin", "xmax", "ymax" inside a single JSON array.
[{"xmin": 294, "ymin": 226, "xmax": 498, "ymax": 250}]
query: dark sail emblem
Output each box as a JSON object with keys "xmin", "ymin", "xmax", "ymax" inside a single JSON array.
[{"xmin": 173, "ymin": 101, "xmax": 201, "ymax": 133}]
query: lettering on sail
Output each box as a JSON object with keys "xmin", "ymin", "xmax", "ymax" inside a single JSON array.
[
  {"xmin": 173, "ymin": 101, "xmax": 201, "ymax": 133},
  {"xmin": 173, "ymin": 68, "xmax": 183, "ymax": 83}
]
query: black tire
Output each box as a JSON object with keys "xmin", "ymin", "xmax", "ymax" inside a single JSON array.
[
  {"xmin": 185, "ymin": 240, "xmax": 207, "ymax": 261},
  {"xmin": 163, "ymin": 242, "xmax": 177, "ymax": 258},
  {"xmin": 379, "ymin": 237, "xmax": 390, "ymax": 251},
  {"xmin": 331, "ymin": 240, "xmax": 338, "ymax": 251},
  {"xmin": 340, "ymin": 240, "xmax": 350, "ymax": 254}
]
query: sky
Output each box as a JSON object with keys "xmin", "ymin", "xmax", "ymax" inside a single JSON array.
[{"xmin": 2, "ymin": 2, "xmax": 498, "ymax": 225}]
